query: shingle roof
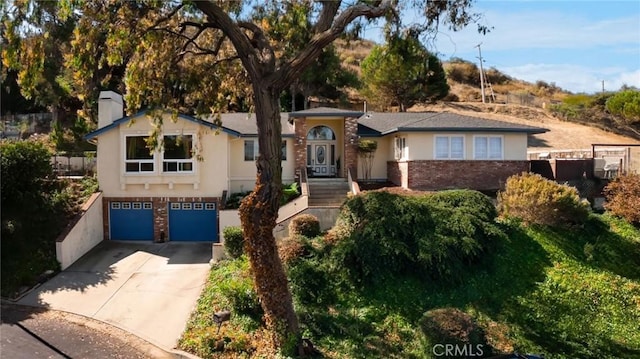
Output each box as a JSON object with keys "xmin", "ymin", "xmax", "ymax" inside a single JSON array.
[
  {"xmin": 84, "ymin": 110, "xmax": 294, "ymax": 140},
  {"xmin": 217, "ymin": 113, "xmax": 294, "ymax": 137},
  {"xmin": 357, "ymin": 111, "xmax": 548, "ymax": 135},
  {"xmin": 288, "ymin": 107, "xmax": 364, "ymax": 118}
]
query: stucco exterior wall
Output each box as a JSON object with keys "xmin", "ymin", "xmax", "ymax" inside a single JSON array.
[
  {"xmin": 56, "ymin": 192, "xmax": 103, "ymax": 270},
  {"xmin": 97, "ymin": 113, "xmax": 229, "ymax": 198},
  {"xmin": 359, "ymin": 136, "xmax": 390, "ymax": 180},
  {"xmin": 228, "ymin": 137, "xmax": 295, "ymax": 193},
  {"xmin": 398, "ymin": 132, "xmax": 528, "ymax": 161}
]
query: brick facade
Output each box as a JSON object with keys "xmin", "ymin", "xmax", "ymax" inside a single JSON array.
[
  {"xmin": 102, "ymin": 196, "xmax": 219, "ymax": 242},
  {"xmin": 388, "ymin": 160, "xmax": 530, "ymax": 191},
  {"xmin": 344, "ymin": 117, "xmax": 358, "ymax": 179},
  {"xmin": 387, "ymin": 161, "xmax": 409, "ymax": 188},
  {"xmin": 294, "ymin": 118, "xmax": 307, "ymax": 171}
]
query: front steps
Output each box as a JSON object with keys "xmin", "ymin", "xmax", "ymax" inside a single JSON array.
[{"xmin": 308, "ymin": 178, "xmax": 350, "ymax": 207}]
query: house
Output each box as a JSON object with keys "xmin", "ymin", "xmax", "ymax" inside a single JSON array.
[{"xmin": 86, "ymin": 91, "xmax": 547, "ymax": 242}]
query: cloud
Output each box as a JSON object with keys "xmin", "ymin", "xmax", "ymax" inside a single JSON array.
[{"xmin": 500, "ymin": 64, "xmax": 640, "ymax": 93}]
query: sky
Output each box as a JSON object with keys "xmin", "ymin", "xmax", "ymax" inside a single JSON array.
[{"xmin": 363, "ymin": 0, "xmax": 640, "ymax": 94}]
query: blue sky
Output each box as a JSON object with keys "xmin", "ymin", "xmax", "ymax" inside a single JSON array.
[{"xmin": 363, "ymin": 1, "xmax": 640, "ymax": 94}]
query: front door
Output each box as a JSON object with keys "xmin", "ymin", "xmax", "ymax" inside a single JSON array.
[{"xmin": 308, "ymin": 142, "xmax": 336, "ymax": 176}]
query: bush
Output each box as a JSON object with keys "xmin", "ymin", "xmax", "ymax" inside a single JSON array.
[
  {"xmin": 278, "ymin": 235, "xmax": 310, "ymax": 265},
  {"xmin": 604, "ymin": 173, "xmax": 640, "ymax": 225},
  {"xmin": 326, "ymin": 190, "xmax": 504, "ymax": 285},
  {"xmin": 223, "ymin": 226, "xmax": 244, "ymax": 259},
  {"xmin": 498, "ymin": 172, "xmax": 591, "ymax": 227},
  {"xmin": 288, "ymin": 214, "xmax": 321, "ymax": 238},
  {"xmin": 420, "ymin": 308, "xmax": 489, "ymax": 350}
]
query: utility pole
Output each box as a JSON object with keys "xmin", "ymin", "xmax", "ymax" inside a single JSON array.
[
  {"xmin": 602, "ymin": 80, "xmax": 605, "ymax": 93},
  {"xmin": 475, "ymin": 43, "xmax": 486, "ymax": 103}
]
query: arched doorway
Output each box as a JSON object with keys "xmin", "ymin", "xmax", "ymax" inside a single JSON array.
[{"xmin": 307, "ymin": 125, "xmax": 337, "ymax": 177}]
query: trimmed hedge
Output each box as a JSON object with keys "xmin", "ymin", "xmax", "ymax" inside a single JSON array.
[
  {"xmin": 288, "ymin": 214, "xmax": 321, "ymax": 238},
  {"xmin": 223, "ymin": 226, "xmax": 244, "ymax": 259}
]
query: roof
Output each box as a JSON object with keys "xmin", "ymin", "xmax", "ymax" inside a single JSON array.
[
  {"xmin": 218, "ymin": 113, "xmax": 294, "ymax": 137},
  {"xmin": 84, "ymin": 110, "xmax": 294, "ymax": 140},
  {"xmin": 288, "ymin": 106, "xmax": 364, "ymax": 119},
  {"xmin": 357, "ymin": 111, "xmax": 548, "ymax": 136}
]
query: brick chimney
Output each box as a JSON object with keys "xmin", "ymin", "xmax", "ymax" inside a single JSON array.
[{"xmin": 98, "ymin": 91, "xmax": 123, "ymax": 128}]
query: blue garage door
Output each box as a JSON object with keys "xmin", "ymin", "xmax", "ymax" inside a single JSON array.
[
  {"xmin": 110, "ymin": 201, "xmax": 154, "ymax": 240},
  {"xmin": 169, "ymin": 202, "xmax": 218, "ymax": 242}
]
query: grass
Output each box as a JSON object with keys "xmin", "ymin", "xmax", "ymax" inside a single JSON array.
[{"xmin": 180, "ymin": 213, "xmax": 640, "ymax": 358}]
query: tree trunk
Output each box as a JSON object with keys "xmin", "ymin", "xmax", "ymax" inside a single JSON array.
[{"xmin": 238, "ymin": 85, "xmax": 300, "ymax": 351}]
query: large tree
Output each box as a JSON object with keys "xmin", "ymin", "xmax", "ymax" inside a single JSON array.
[
  {"xmin": 361, "ymin": 32, "xmax": 449, "ymax": 111},
  {"xmin": 4, "ymin": 0, "xmax": 484, "ymax": 353}
]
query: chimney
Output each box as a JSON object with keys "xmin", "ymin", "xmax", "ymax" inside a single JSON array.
[{"xmin": 98, "ymin": 91, "xmax": 123, "ymax": 128}]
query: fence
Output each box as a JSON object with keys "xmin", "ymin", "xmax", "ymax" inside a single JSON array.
[{"xmin": 51, "ymin": 152, "xmax": 97, "ymax": 176}]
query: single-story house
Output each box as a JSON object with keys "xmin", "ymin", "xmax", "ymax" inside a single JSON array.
[{"xmin": 86, "ymin": 91, "xmax": 547, "ymax": 242}]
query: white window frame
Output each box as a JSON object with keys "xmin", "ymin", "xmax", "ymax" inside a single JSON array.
[
  {"xmin": 162, "ymin": 134, "xmax": 195, "ymax": 174},
  {"xmin": 394, "ymin": 137, "xmax": 407, "ymax": 160},
  {"xmin": 473, "ymin": 135, "xmax": 504, "ymax": 160},
  {"xmin": 434, "ymin": 135, "xmax": 465, "ymax": 160},
  {"xmin": 124, "ymin": 135, "xmax": 155, "ymax": 174},
  {"xmin": 244, "ymin": 139, "xmax": 259, "ymax": 161}
]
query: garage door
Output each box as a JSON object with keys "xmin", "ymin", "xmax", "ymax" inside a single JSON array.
[
  {"xmin": 109, "ymin": 201, "xmax": 154, "ymax": 240},
  {"xmin": 169, "ymin": 202, "xmax": 218, "ymax": 242}
]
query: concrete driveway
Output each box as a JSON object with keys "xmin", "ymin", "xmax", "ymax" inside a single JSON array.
[{"xmin": 17, "ymin": 241, "xmax": 212, "ymax": 351}]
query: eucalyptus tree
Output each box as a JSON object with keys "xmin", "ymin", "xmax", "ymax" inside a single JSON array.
[{"xmin": 3, "ymin": 0, "xmax": 485, "ymax": 352}]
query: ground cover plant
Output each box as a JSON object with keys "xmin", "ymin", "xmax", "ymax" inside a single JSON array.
[{"xmin": 181, "ymin": 190, "xmax": 640, "ymax": 359}]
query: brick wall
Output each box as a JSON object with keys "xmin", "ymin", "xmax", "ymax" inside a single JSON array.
[
  {"xmin": 389, "ymin": 160, "xmax": 530, "ymax": 191},
  {"xmin": 387, "ymin": 161, "xmax": 409, "ymax": 188},
  {"xmin": 294, "ymin": 118, "xmax": 307, "ymax": 171},
  {"xmin": 102, "ymin": 196, "xmax": 219, "ymax": 242},
  {"xmin": 344, "ymin": 117, "xmax": 358, "ymax": 178}
]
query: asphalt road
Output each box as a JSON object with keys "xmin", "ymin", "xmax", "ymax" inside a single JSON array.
[{"xmin": 1, "ymin": 304, "xmax": 175, "ymax": 358}]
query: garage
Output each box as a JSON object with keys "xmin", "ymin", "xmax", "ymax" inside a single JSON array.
[
  {"xmin": 109, "ymin": 201, "xmax": 154, "ymax": 240},
  {"xmin": 168, "ymin": 202, "xmax": 218, "ymax": 242}
]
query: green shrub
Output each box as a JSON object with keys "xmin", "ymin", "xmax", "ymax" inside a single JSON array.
[
  {"xmin": 288, "ymin": 214, "xmax": 321, "ymax": 238},
  {"xmin": 604, "ymin": 173, "xmax": 640, "ymax": 225},
  {"xmin": 223, "ymin": 226, "xmax": 244, "ymax": 259},
  {"xmin": 327, "ymin": 190, "xmax": 504, "ymax": 285},
  {"xmin": 281, "ymin": 182, "xmax": 300, "ymax": 205},
  {"xmin": 420, "ymin": 308, "xmax": 490, "ymax": 352},
  {"xmin": 498, "ymin": 172, "xmax": 591, "ymax": 227},
  {"xmin": 215, "ymin": 258, "xmax": 262, "ymax": 319},
  {"xmin": 1, "ymin": 140, "xmax": 67, "ymax": 296}
]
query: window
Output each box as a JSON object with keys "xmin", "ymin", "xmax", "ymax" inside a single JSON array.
[
  {"xmin": 394, "ymin": 137, "xmax": 407, "ymax": 160},
  {"xmin": 245, "ymin": 140, "xmax": 287, "ymax": 161},
  {"xmin": 163, "ymin": 135, "xmax": 193, "ymax": 173},
  {"xmin": 435, "ymin": 136, "xmax": 465, "ymax": 159},
  {"xmin": 125, "ymin": 136, "xmax": 154, "ymax": 173},
  {"xmin": 474, "ymin": 136, "xmax": 503, "ymax": 160},
  {"xmin": 205, "ymin": 203, "xmax": 216, "ymax": 210},
  {"xmin": 244, "ymin": 140, "xmax": 258, "ymax": 161},
  {"xmin": 194, "ymin": 203, "xmax": 204, "ymax": 210},
  {"xmin": 281, "ymin": 141, "xmax": 287, "ymax": 161},
  {"xmin": 307, "ymin": 126, "xmax": 335, "ymax": 140}
]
